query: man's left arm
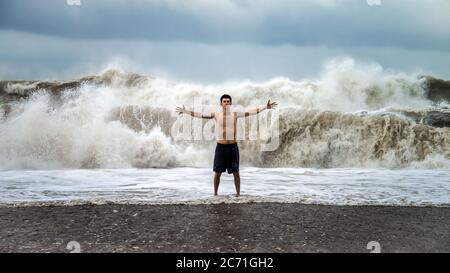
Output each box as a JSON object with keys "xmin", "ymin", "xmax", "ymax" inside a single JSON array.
[{"xmin": 237, "ymin": 100, "xmax": 277, "ymax": 117}]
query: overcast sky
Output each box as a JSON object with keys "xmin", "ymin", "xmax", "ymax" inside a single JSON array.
[{"xmin": 1, "ymin": 0, "xmax": 450, "ymax": 82}]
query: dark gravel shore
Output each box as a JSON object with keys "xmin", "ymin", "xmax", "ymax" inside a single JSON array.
[{"xmin": 0, "ymin": 203, "xmax": 449, "ymax": 253}]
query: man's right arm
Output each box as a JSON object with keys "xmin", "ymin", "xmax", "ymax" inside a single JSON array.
[{"xmin": 176, "ymin": 105, "xmax": 215, "ymax": 119}]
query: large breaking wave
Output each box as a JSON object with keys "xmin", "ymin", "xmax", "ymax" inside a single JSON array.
[{"xmin": 1, "ymin": 59, "xmax": 449, "ymax": 169}]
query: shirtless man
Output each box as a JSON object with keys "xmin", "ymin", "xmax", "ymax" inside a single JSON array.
[{"xmin": 176, "ymin": 94, "xmax": 277, "ymax": 197}]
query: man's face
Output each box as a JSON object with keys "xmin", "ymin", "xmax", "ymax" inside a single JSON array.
[{"xmin": 221, "ymin": 98, "xmax": 231, "ymax": 109}]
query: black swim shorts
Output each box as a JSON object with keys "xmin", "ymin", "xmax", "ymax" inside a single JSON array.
[{"xmin": 213, "ymin": 143, "xmax": 239, "ymax": 174}]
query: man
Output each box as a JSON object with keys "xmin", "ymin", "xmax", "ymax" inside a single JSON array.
[{"xmin": 176, "ymin": 94, "xmax": 277, "ymax": 197}]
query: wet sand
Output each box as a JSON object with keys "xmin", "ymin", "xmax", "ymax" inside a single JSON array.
[{"xmin": 0, "ymin": 203, "xmax": 449, "ymax": 253}]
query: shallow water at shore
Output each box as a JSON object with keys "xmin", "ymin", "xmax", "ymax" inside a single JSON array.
[{"xmin": 1, "ymin": 167, "xmax": 449, "ymax": 207}]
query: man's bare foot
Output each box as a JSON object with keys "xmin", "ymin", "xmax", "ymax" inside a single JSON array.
[{"xmin": 235, "ymin": 194, "xmax": 240, "ymax": 197}]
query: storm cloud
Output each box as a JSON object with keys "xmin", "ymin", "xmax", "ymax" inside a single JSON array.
[{"xmin": 1, "ymin": 0, "xmax": 449, "ymax": 81}]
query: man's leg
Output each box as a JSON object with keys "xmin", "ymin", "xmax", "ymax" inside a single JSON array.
[
  {"xmin": 233, "ymin": 172, "xmax": 240, "ymax": 197},
  {"xmin": 214, "ymin": 172, "xmax": 222, "ymax": 196}
]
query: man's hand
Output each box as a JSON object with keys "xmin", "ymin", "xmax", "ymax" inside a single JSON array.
[
  {"xmin": 267, "ymin": 100, "xmax": 278, "ymax": 109},
  {"xmin": 175, "ymin": 105, "xmax": 187, "ymax": 115}
]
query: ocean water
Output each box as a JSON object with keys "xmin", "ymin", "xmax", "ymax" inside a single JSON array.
[
  {"xmin": 1, "ymin": 60, "xmax": 449, "ymax": 207},
  {"xmin": 1, "ymin": 167, "xmax": 449, "ymax": 207}
]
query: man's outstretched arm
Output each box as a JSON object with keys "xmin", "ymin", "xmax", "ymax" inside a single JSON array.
[
  {"xmin": 176, "ymin": 105, "xmax": 214, "ymax": 119},
  {"xmin": 237, "ymin": 100, "xmax": 278, "ymax": 117}
]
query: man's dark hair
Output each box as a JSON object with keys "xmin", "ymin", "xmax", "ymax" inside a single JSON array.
[{"xmin": 220, "ymin": 94, "xmax": 232, "ymax": 104}]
